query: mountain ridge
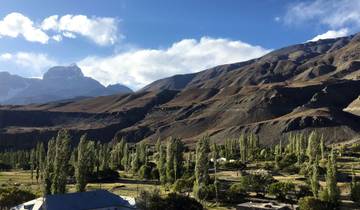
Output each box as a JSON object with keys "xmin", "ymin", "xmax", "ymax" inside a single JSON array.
[
  {"xmin": 0, "ymin": 65, "xmax": 133, "ymax": 105},
  {"xmin": 1, "ymin": 33, "xmax": 360, "ymax": 149}
]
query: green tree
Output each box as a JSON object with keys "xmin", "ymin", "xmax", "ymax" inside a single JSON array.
[
  {"xmin": 75, "ymin": 135, "xmax": 88, "ymax": 192},
  {"xmin": 121, "ymin": 143, "xmax": 130, "ymax": 171},
  {"xmin": 322, "ymin": 148, "xmax": 340, "ymax": 204},
  {"xmin": 51, "ymin": 130, "xmax": 71, "ymax": 194},
  {"xmin": 193, "ymin": 135, "xmax": 210, "ymax": 200},
  {"xmin": 307, "ymin": 131, "xmax": 319, "ymax": 163},
  {"xmin": 310, "ymin": 159, "xmax": 320, "ymax": 198},
  {"xmin": 211, "ymin": 143, "xmax": 219, "ymax": 203},
  {"xmin": 158, "ymin": 144, "xmax": 167, "ymax": 184},
  {"xmin": 43, "ymin": 138, "xmax": 55, "ymax": 195}
]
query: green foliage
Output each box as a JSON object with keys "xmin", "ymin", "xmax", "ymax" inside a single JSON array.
[
  {"xmin": 157, "ymin": 144, "xmax": 167, "ymax": 184},
  {"xmin": 238, "ymin": 173, "xmax": 275, "ymax": 196},
  {"xmin": 138, "ymin": 164, "xmax": 152, "ymax": 180},
  {"xmin": 267, "ymin": 181, "xmax": 295, "ymax": 200},
  {"xmin": 166, "ymin": 137, "xmax": 184, "ymax": 183},
  {"xmin": 173, "ymin": 177, "xmax": 194, "ymax": 193},
  {"xmin": 310, "ymin": 160, "xmax": 320, "ymax": 198},
  {"xmin": 52, "ymin": 129, "xmax": 71, "ymax": 194},
  {"xmin": 193, "ymin": 135, "xmax": 210, "ymax": 200},
  {"xmin": 0, "ymin": 187, "xmax": 36, "ymax": 208},
  {"xmin": 323, "ymin": 148, "xmax": 340, "ymax": 205},
  {"xmin": 75, "ymin": 134, "xmax": 95, "ymax": 192},
  {"xmin": 136, "ymin": 189, "xmax": 203, "ymax": 210},
  {"xmin": 226, "ymin": 183, "xmax": 247, "ymax": 203},
  {"xmin": 298, "ymin": 196, "xmax": 330, "ymax": 210}
]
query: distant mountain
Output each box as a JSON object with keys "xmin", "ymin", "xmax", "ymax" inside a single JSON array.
[
  {"xmin": 1, "ymin": 34, "xmax": 360, "ymax": 149},
  {"xmin": 0, "ymin": 65, "xmax": 132, "ymax": 104}
]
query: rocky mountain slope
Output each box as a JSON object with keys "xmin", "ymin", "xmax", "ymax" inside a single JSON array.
[
  {"xmin": 0, "ymin": 65, "xmax": 132, "ymax": 105},
  {"xmin": 1, "ymin": 34, "xmax": 360, "ymax": 149}
]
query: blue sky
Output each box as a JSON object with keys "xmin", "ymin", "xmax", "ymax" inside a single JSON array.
[{"xmin": 0, "ymin": 0, "xmax": 359, "ymax": 89}]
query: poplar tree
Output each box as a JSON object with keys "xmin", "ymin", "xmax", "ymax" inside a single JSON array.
[
  {"xmin": 75, "ymin": 135, "xmax": 88, "ymax": 192},
  {"xmin": 121, "ymin": 143, "xmax": 130, "ymax": 171},
  {"xmin": 43, "ymin": 138, "xmax": 55, "ymax": 195},
  {"xmin": 239, "ymin": 134, "xmax": 247, "ymax": 163},
  {"xmin": 52, "ymin": 130, "xmax": 71, "ymax": 194},
  {"xmin": 132, "ymin": 145, "xmax": 140, "ymax": 173},
  {"xmin": 30, "ymin": 149, "xmax": 36, "ymax": 182},
  {"xmin": 166, "ymin": 137, "xmax": 176, "ymax": 183},
  {"xmin": 311, "ymin": 159, "xmax": 320, "ymax": 198},
  {"xmin": 307, "ymin": 131, "xmax": 319, "ymax": 163},
  {"xmin": 324, "ymin": 148, "xmax": 340, "ymax": 204},
  {"xmin": 320, "ymin": 135, "xmax": 325, "ymax": 160},
  {"xmin": 158, "ymin": 144, "xmax": 167, "ymax": 184},
  {"xmin": 193, "ymin": 135, "xmax": 210, "ymax": 200},
  {"xmin": 211, "ymin": 143, "xmax": 219, "ymax": 204}
]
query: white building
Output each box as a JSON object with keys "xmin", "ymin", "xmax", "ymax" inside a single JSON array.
[{"xmin": 12, "ymin": 190, "xmax": 136, "ymax": 210}]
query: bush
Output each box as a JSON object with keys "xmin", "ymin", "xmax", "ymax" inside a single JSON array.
[
  {"xmin": 351, "ymin": 182, "xmax": 360, "ymax": 205},
  {"xmin": 221, "ymin": 161, "xmax": 246, "ymax": 171},
  {"xmin": 239, "ymin": 173, "xmax": 275, "ymax": 196},
  {"xmin": 267, "ymin": 182, "xmax": 295, "ymax": 201},
  {"xmin": 151, "ymin": 168, "xmax": 159, "ymax": 180},
  {"xmin": 173, "ymin": 177, "xmax": 194, "ymax": 194},
  {"xmin": 296, "ymin": 184, "xmax": 312, "ymax": 199},
  {"xmin": 90, "ymin": 169, "xmax": 119, "ymax": 182},
  {"xmin": 298, "ymin": 196, "xmax": 330, "ymax": 210},
  {"xmin": 0, "ymin": 187, "xmax": 36, "ymax": 208},
  {"xmin": 136, "ymin": 189, "xmax": 203, "ymax": 210},
  {"xmin": 226, "ymin": 183, "xmax": 247, "ymax": 203},
  {"xmin": 138, "ymin": 164, "xmax": 152, "ymax": 180},
  {"xmin": 165, "ymin": 193, "xmax": 203, "ymax": 210}
]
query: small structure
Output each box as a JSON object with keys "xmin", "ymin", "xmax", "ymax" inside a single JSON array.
[
  {"xmin": 11, "ymin": 190, "xmax": 136, "ymax": 210},
  {"xmin": 237, "ymin": 202, "xmax": 292, "ymax": 210}
]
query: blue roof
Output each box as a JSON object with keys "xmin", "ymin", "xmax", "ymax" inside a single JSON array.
[{"xmin": 43, "ymin": 190, "xmax": 134, "ymax": 210}]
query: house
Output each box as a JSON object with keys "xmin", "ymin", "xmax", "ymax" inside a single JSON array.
[
  {"xmin": 11, "ymin": 190, "xmax": 136, "ymax": 210},
  {"xmin": 237, "ymin": 202, "xmax": 293, "ymax": 210}
]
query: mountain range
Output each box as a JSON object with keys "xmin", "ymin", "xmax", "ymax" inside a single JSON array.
[
  {"xmin": 1, "ymin": 33, "xmax": 360, "ymax": 149},
  {"xmin": 0, "ymin": 65, "xmax": 132, "ymax": 105}
]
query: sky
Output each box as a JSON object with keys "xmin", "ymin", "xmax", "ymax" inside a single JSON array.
[{"xmin": 0, "ymin": 0, "xmax": 359, "ymax": 90}]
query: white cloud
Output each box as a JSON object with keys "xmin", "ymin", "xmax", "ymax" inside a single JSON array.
[
  {"xmin": 0, "ymin": 52, "xmax": 57, "ymax": 76},
  {"xmin": 0, "ymin": 12, "xmax": 119, "ymax": 46},
  {"xmin": 0, "ymin": 12, "xmax": 49, "ymax": 44},
  {"xmin": 52, "ymin": 34, "xmax": 62, "ymax": 42},
  {"xmin": 285, "ymin": 0, "xmax": 360, "ymax": 29},
  {"xmin": 307, "ymin": 28, "xmax": 349, "ymax": 42},
  {"xmin": 42, "ymin": 14, "xmax": 119, "ymax": 45},
  {"xmin": 78, "ymin": 37, "xmax": 271, "ymax": 89}
]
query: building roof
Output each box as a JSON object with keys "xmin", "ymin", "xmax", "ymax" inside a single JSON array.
[
  {"xmin": 237, "ymin": 202, "xmax": 291, "ymax": 210},
  {"xmin": 12, "ymin": 190, "xmax": 135, "ymax": 210}
]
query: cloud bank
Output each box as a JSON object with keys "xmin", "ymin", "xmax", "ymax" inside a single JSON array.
[
  {"xmin": 0, "ymin": 12, "xmax": 119, "ymax": 46},
  {"xmin": 284, "ymin": 0, "xmax": 360, "ymax": 41},
  {"xmin": 0, "ymin": 52, "xmax": 57, "ymax": 76},
  {"xmin": 78, "ymin": 37, "xmax": 271, "ymax": 89},
  {"xmin": 307, "ymin": 28, "xmax": 349, "ymax": 42}
]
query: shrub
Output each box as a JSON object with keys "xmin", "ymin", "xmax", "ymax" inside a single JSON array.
[
  {"xmin": 296, "ymin": 184, "xmax": 312, "ymax": 199},
  {"xmin": 226, "ymin": 183, "xmax": 247, "ymax": 203},
  {"xmin": 298, "ymin": 196, "xmax": 330, "ymax": 210},
  {"xmin": 151, "ymin": 168, "xmax": 159, "ymax": 180},
  {"xmin": 138, "ymin": 164, "xmax": 152, "ymax": 180},
  {"xmin": 239, "ymin": 173, "xmax": 275, "ymax": 196},
  {"xmin": 278, "ymin": 153, "xmax": 297, "ymax": 169},
  {"xmin": 165, "ymin": 193, "xmax": 203, "ymax": 210},
  {"xmin": 90, "ymin": 169, "xmax": 119, "ymax": 182},
  {"xmin": 221, "ymin": 161, "xmax": 246, "ymax": 171},
  {"xmin": 267, "ymin": 182, "xmax": 295, "ymax": 201},
  {"xmin": 351, "ymin": 182, "xmax": 360, "ymax": 205},
  {"xmin": 173, "ymin": 178, "xmax": 194, "ymax": 194},
  {"xmin": 0, "ymin": 187, "xmax": 36, "ymax": 208},
  {"xmin": 136, "ymin": 190, "xmax": 203, "ymax": 210}
]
